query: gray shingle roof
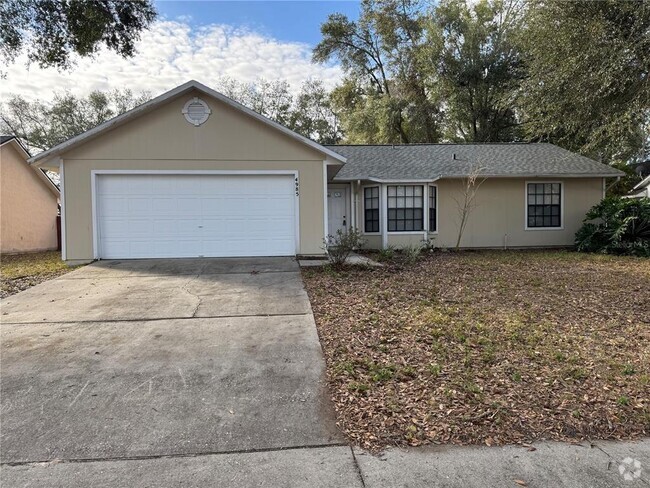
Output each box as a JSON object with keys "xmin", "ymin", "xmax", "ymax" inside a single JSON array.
[
  {"xmin": 0, "ymin": 135, "xmax": 16, "ymax": 145},
  {"xmin": 325, "ymin": 143, "xmax": 624, "ymax": 180}
]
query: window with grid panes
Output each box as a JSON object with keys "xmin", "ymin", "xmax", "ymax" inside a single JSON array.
[
  {"xmin": 429, "ymin": 186, "xmax": 437, "ymax": 232},
  {"xmin": 527, "ymin": 183, "xmax": 561, "ymax": 228},
  {"xmin": 364, "ymin": 187, "xmax": 380, "ymax": 232},
  {"xmin": 387, "ymin": 185, "xmax": 424, "ymax": 231}
]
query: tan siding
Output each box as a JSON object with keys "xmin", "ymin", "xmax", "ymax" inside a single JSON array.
[
  {"xmin": 362, "ymin": 235, "xmax": 382, "ymax": 249},
  {"xmin": 435, "ymin": 178, "xmax": 601, "ymax": 248},
  {"xmin": 60, "ymin": 90, "xmax": 326, "ymax": 261},
  {"xmin": 64, "ymin": 89, "xmax": 324, "ymax": 162},
  {"xmin": 355, "ymin": 177, "xmax": 602, "ymax": 249},
  {"xmin": 1, "ymin": 143, "xmax": 59, "ymax": 253},
  {"xmin": 387, "ymin": 234, "xmax": 428, "ymax": 248}
]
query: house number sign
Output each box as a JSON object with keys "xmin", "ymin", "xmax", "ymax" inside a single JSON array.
[{"xmin": 295, "ymin": 177, "xmax": 299, "ymax": 196}]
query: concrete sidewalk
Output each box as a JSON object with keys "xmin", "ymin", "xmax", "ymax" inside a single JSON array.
[
  {"xmin": 355, "ymin": 439, "xmax": 650, "ymax": 487},
  {"xmin": 2, "ymin": 440, "xmax": 648, "ymax": 487}
]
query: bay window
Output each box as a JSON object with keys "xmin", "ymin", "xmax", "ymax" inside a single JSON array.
[{"xmin": 387, "ymin": 185, "xmax": 424, "ymax": 232}]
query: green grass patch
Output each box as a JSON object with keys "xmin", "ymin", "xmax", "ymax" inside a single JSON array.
[{"xmin": 1, "ymin": 251, "xmax": 67, "ymax": 279}]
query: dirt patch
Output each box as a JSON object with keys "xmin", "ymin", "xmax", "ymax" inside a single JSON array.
[
  {"xmin": 301, "ymin": 250, "xmax": 650, "ymax": 451},
  {"xmin": 1, "ymin": 251, "xmax": 73, "ymax": 298}
]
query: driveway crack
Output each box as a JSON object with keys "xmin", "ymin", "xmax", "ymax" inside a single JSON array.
[
  {"xmin": 1, "ymin": 443, "xmax": 351, "ymax": 467},
  {"xmin": 350, "ymin": 447, "xmax": 367, "ymax": 488},
  {"xmin": 180, "ymin": 274, "xmax": 202, "ymax": 318}
]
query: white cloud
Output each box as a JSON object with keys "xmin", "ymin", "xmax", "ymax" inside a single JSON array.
[{"xmin": 1, "ymin": 20, "xmax": 342, "ymax": 101}]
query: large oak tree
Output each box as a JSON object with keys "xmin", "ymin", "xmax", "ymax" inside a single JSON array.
[
  {"xmin": 1, "ymin": 0, "xmax": 156, "ymax": 69},
  {"xmin": 519, "ymin": 0, "xmax": 650, "ymax": 162}
]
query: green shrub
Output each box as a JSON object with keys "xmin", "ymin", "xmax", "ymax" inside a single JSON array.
[
  {"xmin": 401, "ymin": 244, "xmax": 424, "ymax": 264},
  {"xmin": 575, "ymin": 197, "xmax": 650, "ymax": 257},
  {"xmin": 377, "ymin": 245, "xmax": 397, "ymax": 262},
  {"xmin": 323, "ymin": 228, "xmax": 366, "ymax": 267}
]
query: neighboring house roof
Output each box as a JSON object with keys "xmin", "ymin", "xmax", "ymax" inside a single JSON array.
[
  {"xmin": 633, "ymin": 174, "xmax": 650, "ymax": 191},
  {"xmin": 1, "ymin": 136, "xmax": 60, "ymax": 196},
  {"xmin": 28, "ymin": 80, "xmax": 346, "ymax": 166},
  {"xmin": 327, "ymin": 143, "xmax": 624, "ymax": 181},
  {"xmin": 625, "ymin": 174, "xmax": 650, "ymax": 199},
  {"xmin": 0, "ymin": 135, "xmax": 18, "ymax": 145}
]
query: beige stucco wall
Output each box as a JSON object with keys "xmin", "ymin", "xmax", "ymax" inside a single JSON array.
[
  {"xmin": 1, "ymin": 143, "xmax": 59, "ymax": 253},
  {"xmin": 59, "ymin": 89, "xmax": 328, "ymax": 261},
  {"xmin": 351, "ymin": 177, "xmax": 603, "ymax": 249}
]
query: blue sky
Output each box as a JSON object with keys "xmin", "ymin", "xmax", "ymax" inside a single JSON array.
[
  {"xmin": 156, "ymin": 1, "xmax": 360, "ymax": 45},
  {"xmin": 4, "ymin": 1, "xmax": 360, "ymax": 101}
]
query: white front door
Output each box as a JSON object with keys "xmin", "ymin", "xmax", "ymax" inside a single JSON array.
[
  {"xmin": 95, "ymin": 173, "xmax": 297, "ymax": 258},
  {"xmin": 327, "ymin": 186, "xmax": 349, "ymax": 237}
]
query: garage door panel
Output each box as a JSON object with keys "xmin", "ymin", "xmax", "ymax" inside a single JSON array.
[
  {"xmin": 96, "ymin": 174, "xmax": 296, "ymax": 258},
  {"xmin": 163, "ymin": 218, "xmax": 202, "ymax": 235},
  {"xmin": 100, "ymin": 219, "xmax": 129, "ymax": 237},
  {"xmin": 151, "ymin": 178, "xmax": 175, "ymax": 194},
  {"xmin": 124, "ymin": 177, "xmax": 150, "ymax": 195},
  {"xmin": 200, "ymin": 198, "xmax": 227, "ymax": 215},
  {"xmin": 128, "ymin": 219, "xmax": 154, "ymax": 235},
  {"xmin": 151, "ymin": 198, "xmax": 176, "ymax": 213},
  {"xmin": 176, "ymin": 198, "xmax": 201, "ymax": 213},
  {"xmin": 99, "ymin": 197, "xmax": 128, "ymax": 216},
  {"xmin": 128, "ymin": 198, "xmax": 154, "ymax": 214},
  {"xmin": 152, "ymin": 239, "xmax": 201, "ymax": 257}
]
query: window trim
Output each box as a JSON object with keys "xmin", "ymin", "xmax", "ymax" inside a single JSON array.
[
  {"xmin": 428, "ymin": 184, "xmax": 439, "ymax": 235},
  {"xmin": 182, "ymin": 97, "xmax": 212, "ymax": 126},
  {"xmin": 524, "ymin": 181, "xmax": 564, "ymax": 231},
  {"xmin": 386, "ymin": 184, "xmax": 425, "ymax": 234},
  {"xmin": 362, "ymin": 185, "xmax": 381, "ymax": 235}
]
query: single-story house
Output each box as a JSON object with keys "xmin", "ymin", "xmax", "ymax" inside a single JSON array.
[
  {"xmin": 29, "ymin": 80, "xmax": 623, "ymax": 264},
  {"xmin": 1, "ymin": 136, "xmax": 60, "ymax": 253},
  {"xmin": 625, "ymin": 174, "xmax": 650, "ymax": 199}
]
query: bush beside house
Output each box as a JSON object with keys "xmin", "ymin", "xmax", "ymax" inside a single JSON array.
[{"xmin": 576, "ymin": 197, "xmax": 650, "ymax": 257}]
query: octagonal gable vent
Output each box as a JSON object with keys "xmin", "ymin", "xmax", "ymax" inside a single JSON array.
[{"xmin": 182, "ymin": 97, "xmax": 211, "ymax": 126}]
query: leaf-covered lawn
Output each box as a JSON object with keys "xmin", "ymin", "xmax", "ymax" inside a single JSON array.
[
  {"xmin": 1, "ymin": 251, "xmax": 72, "ymax": 298},
  {"xmin": 301, "ymin": 250, "xmax": 650, "ymax": 451}
]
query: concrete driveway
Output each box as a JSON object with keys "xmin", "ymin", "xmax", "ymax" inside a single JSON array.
[{"xmin": 1, "ymin": 258, "xmax": 357, "ymax": 485}]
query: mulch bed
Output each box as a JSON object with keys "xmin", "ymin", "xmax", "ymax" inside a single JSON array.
[{"xmin": 301, "ymin": 250, "xmax": 650, "ymax": 451}]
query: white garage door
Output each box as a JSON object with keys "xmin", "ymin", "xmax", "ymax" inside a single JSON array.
[{"xmin": 95, "ymin": 173, "xmax": 297, "ymax": 258}]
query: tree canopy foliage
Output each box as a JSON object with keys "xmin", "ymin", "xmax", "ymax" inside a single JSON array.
[
  {"xmin": 431, "ymin": 0, "xmax": 526, "ymax": 142},
  {"xmin": 519, "ymin": 0, "xmax": 650, "ymax": 162},
  {"xmin": 0, "ymin": 89, "xmax": 152, "ymax": 152},
  {"xmin": 315, "ymin": 0, "xmax": 439, "ymax": 143},
  {"xmin": 0, "ymin": 79, "xmax": 340, "ymax": 153},
  {"xmin": 216, "ymin": 78, "xmax": 342, "ymax": 144},
  {"xmin": 314, "ymin": 0, "xmax": 650, "ymax": 166},
  {"xmin": 0, "ymin": 0, "xmax": 157, "ymax": 69}
]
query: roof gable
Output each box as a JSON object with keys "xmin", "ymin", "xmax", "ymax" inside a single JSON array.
[
  {"xmin": 0, "ymin": 137, "xmax": 59, "ymax": 196},
  {"xmin": 29, "ymin": 80, "xmax": 345, "ymax": 166}
]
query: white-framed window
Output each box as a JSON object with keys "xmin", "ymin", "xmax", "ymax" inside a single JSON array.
[
  {"xmin": 363, "ymin": 186, "xmax": 380, "ymax": 233},
  {"xmin": 387, "ymin": 185, "xmax": 424, "ymax": 232},
  {"xmin": 526, "ymin": 182, "xmax": 563, "ymax": 229},
  {"xmin": 429, "ymin": 185, "xmax": 438, "ymax": 232}
]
